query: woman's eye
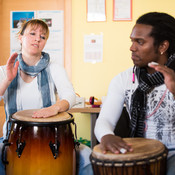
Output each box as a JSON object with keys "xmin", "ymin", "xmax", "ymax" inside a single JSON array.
[
  {"xmin": 40, "ymin": 36, "xmax": 46, "ymax": 40},
  {"xmin": 30, "ymin": 32, "xmax": 35, "ymax": 35}
]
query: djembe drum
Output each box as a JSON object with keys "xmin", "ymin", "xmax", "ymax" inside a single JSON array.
[
  {"xmin": 2, "ymin": 109, "xmax": 76, "ymax": 175},
  {"xmin": 90, "ymin": 138, "xmax": 168, "ymax": 175}
]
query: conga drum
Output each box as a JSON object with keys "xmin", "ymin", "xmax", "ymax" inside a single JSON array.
[
  {"xmin": 2, "ymin": 109, "xmax": 76, "ymax": 175},
  {"xmin": 90, "ymin": 138, "xmax": 168, "ymax": 175}
]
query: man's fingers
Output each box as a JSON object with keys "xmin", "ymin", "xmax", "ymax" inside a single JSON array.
[
  {"xmin": 99, "ymin": 144, "xmax": 107, "ymax": 154},
  {"xmin": 148, "ymin": 61, "xmax": 159, "ymax": 67}
]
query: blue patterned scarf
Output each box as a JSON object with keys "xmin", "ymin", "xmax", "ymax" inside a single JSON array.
[{"xmin": 6, "ymin": 52, "xmax": 52, "ymax": 118}]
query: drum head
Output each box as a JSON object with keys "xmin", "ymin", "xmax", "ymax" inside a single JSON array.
[
  {"xmin": 92, "ymin": 138, "xmax": 166, "ymax": 162},
  {"xmin": 11, "ymin": 109, "xmax": 73, "ymax": 125}
]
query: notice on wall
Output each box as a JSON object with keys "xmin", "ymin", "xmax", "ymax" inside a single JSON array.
[
  {"xmin": 10, "ymin": 11, "xmax": 35, "ymax": 54},
  {"xmin": 113, "ymin": 0, "xmax": 132, "ymax": 21},
  {"xmin": 87, "ymin": 0, "xmax": 106, "ymax": 22},
  {"xmin": 10, "ymin": 10, "xmax": 64, "ymax": 65},
  {"xmin": 84, "ymin": 34, "xmax": 103, "ymax": 63}
]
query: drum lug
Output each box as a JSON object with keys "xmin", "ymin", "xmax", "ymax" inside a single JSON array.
[
  {"xmin": 1, "ymin": 139, "xmax": 11, "ymax": 165},
  {"xmin": 49, "ymin": 126, "xmax": 60, "ymax": 159},
  {"xmin": 16, "ymin": 125, "xmax": 26, "ymax": 158},
  {"xmin": 49, "ymin": 140, "xmax": 60, "ymax": 159},
  {"xmin": 72, "ymin": 121, "xmax": 80, "ymax": 148},
  {"xmin": 74, "ymin": 139, "xmax": 80, "ymax": 148},
  {"xmin": 16, "ymin": 139, "xmax": 26, "ymax": 158}
]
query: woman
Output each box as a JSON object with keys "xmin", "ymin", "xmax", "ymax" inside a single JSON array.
[{"xmin": 0, "ymin": 19, "xmax": 92, "ymax": 175}]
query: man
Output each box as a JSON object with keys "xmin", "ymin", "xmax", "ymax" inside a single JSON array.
[{"xmin": 95, "ymin": 12, "xmax": 175, "ymax": 175}]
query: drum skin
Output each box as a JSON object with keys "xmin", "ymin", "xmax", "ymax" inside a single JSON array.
[
  {"xmin": 5, "ymin": 110, "xmax": 76, "ymax": 175},
  {"xmin": 90, "ymin": 138, "xmax": 168, "ymax": 175}
]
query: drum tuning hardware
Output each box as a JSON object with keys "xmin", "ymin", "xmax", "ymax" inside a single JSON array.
[
  {"xmin": 16, "ymin": 139, "xmax": 26, "ymax": 158},
  {"xmin": 72, "ymin": 121, "xmax": 80, "ymax": 148},
  {"xmin": 2, "ymin": 140, "xmax": 11, "ymax": 164},
  {"xmin": 49, "ymin": 140, "xmax": 60, "ymax": 159},
  {"xmin": 49, "ymin": 126, "xmax": 60, "ymax": 159},
  {"xmin": 16, "ymin": 125, "xmax": 26, "ymax": 158}
]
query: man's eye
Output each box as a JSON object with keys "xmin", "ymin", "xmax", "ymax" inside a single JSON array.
[{"xmin": 138, "ymin": 40, "xmax": 144, "ymax": 45}]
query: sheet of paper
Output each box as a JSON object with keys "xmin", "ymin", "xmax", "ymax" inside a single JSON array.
[
  {"xmin": 10, "ymin": 11, "xmax": 35, "ymax": 53},
  {"xmin": 84, "ymin": 34, "xmax": 103, "ymax": 63},
  {"xmin": 113, "ymin": 0, "xmax": 132, "ymax": 21},
  {"xmin": 37, "ymin": 10, "xmax": 64, "ymax": 65},
  {"xmin": 87, "ymin": 0, "xmax": 106, "ymax": 22}
]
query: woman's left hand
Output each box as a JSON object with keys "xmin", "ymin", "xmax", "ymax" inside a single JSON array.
[
  {"xmin": 32, "ymin": 106, "xmax": 59, "ymax": 118},
  {"xmin": 32, "ymin": 100, "xmax": 69, "ymax": 118}
]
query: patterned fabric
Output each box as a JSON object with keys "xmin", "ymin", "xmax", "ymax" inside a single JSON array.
[
  {"xmin": 129, "ymin": 54, "xmax": 175, "ymax": 137},
  {"xmin": 95, "ymin": 66, "xmax": 175, "ymax": 155},
  {"xmin": 6, "ymin": 52, "xmax": 52, "ymax": 118}
]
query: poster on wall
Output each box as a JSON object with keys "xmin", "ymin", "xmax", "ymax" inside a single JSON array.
[
  {"xmin": 10, "ymin": 11, "xmax": 35, "ymax": 54},
  {"xmin": 87, "ymin": 0, "xmax": 106, "ymax": 22},
  {"xmin": 84, "ymin": 34, "xmax": 103, "ymax": 63},
  {"xmin": 113, "ymin": 0, "xmax": 132, "ymax": 21},
  {"xmin": 10, "ymin": 10, "xmax": 64, "ymax": 66},
  {"xmin": 37, "ymin": 11, "xmax": 64, "ymax": 65}
]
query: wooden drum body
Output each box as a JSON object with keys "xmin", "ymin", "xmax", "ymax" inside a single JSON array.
[
  {"xmin": 3, "ymin": 110, "xmax": 76, "ymax": 175},
  {"xmin": 90, "ymin": 138, "xmax": 168, "ymax": 175}
]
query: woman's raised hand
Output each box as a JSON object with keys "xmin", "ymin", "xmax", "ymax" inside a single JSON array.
[{"xmin": 6, "ymin": 53, "xmax": 19, "ymax": 82}]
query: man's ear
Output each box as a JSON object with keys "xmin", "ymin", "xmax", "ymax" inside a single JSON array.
[{"xmin": 159, "ymin": 40, "xmax": 169, "ymax": 55}]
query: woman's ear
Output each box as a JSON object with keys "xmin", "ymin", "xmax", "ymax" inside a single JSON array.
[
  {"xmin": 159, "ymin": 40, "xmax": 169, "ymax": 55},
  {"xmin": 18, "ymin": 34, "xmax": 23, "ymax": 44}
]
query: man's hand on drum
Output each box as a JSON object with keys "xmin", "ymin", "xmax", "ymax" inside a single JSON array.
[{"xmin": 100, "ymin": 134, "xmax": 133, "ymax": 154}]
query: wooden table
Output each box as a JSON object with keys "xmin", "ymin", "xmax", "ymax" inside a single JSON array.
[{"xmin": 68, "ymin": 107, "xmax": 100, "ymax": 148}]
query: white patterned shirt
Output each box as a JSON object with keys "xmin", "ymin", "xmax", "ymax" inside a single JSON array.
[{"xmin": 95, "ymin": 67, "xmax": 175, "ymax": 157}]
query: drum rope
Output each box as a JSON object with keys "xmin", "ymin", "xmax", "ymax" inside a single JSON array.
[{"xmin": 90, "ymin": 148, "xmax": 168, "ymax": 167}]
